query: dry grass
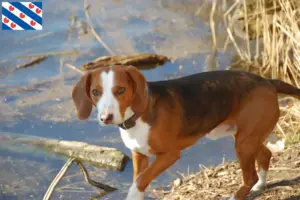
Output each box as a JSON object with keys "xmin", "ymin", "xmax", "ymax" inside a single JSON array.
[
  {"xmin": 161, "ymin": 143, "xmax": 300, "ymax": 200},
  {"xmin": 224, "ymin": 0, "xmax": 300, "ymax": 144}
]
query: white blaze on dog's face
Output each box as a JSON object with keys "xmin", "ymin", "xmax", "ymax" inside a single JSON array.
[
  {"xmin": 72, "ymin": 66, "xmax": 148, "ymax": 125},
  {"xmin": 97, "ymin": 70, "xmax": 119, "ymax": 124},
  {"xmin": 95, "ymin": 69, "xmax": 133, "ymax": 125}
]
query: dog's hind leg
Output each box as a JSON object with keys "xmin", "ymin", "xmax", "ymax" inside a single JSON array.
[
  {"xmin": 251, "ymin": 145, "xmax": 272, "ymax": 191},
  {"xmin": 233, "ymin": 136, "xmax": 260, "ymax": 200},
  {"xmin": 233, "ymin": 128, "xmax": 277, "ymax": 199},
  {"xmin": 230, "ymin": 87, "xmax": 280, "ymax": 200}
]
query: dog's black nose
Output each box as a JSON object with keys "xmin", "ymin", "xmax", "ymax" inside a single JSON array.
[{"xmin": 100, "ymin": 113, "xmax": 114, "ymax": 124}]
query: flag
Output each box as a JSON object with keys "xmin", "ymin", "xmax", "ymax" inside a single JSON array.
[{"xmin": 2, "ymin": 2, "xmax": 42, "ymax": 30}]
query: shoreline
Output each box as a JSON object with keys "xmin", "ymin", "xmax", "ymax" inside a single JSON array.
[{"xmin": 159, "ymin": 142, "xmax": 300, "ymax": 200}]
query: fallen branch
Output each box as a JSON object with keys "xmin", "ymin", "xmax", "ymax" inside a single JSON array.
[
  {"xmin": 75, "ymin": 160, "xmax": 116, "ymax": 191},
  {"xmin": 1, "ymin": 134, "xmax": 129, "ymax": 171},
  {"xmin": 81, "ymin": 53, "xmax": 171, "ymax": 71},
  {"xmin": 43, "ymin": 158, "xmax": 75, "ymax": 200},
  {"xmin": 43, "ymin": 158, "xmax": 116, "ymax": 200},
  {"xmin": 16, "ymin": 56, "xmax": 48, "ymax": 70}
]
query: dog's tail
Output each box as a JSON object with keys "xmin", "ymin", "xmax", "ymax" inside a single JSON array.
[
  {"xmin": 266, "ymin": 79, "xmax": 299, "ymax": 153},
  {"xmin": 264, "ymin": 134, "xmax": 286, "ymax": 153},
  {"xmin": 269, "ymin": 79, "xmax": 300, "ymax": 99}
]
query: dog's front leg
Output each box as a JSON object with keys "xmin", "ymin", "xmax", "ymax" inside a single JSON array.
[
  {"xmin": 126, "ymin": 151, "xmax": 180, "ymax": 200},
  {"xmin": 132, "ymin": 151, "xmax": 149, "ymax": 181}
]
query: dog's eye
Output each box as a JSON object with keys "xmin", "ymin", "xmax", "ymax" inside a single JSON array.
[
  {"xmin": 92, "ymin": 89, "xmax": 100, "ymax": 96},
  {"xmin": 116, "ymin": 87, "xmax": 125, "ymax": 95}
]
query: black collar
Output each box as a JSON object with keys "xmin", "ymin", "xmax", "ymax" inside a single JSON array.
[{"xmin": 118, "ymin": 114, "xmax": 139, "ymax": 130}]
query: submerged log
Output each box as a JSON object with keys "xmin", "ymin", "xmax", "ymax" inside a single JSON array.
[
  {"xmin": 81, "ymin": 53, "xmax": 171, "ymax": 71},
  {"xmin": 1, "ymin": 134, "xmax": 129, "ymax": 171}
]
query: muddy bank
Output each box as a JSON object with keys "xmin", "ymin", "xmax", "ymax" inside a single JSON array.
[{"xmin": 160, "ymin": 143, "xmax": 300, "ymax": 200}]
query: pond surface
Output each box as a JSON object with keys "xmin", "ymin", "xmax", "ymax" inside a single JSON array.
[{"xmin": 0, "ymin": 0, "xmax": 238, "ymax": 199}]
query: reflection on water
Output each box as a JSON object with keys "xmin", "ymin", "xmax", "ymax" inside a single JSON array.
[{"xmin": 0, "ymin": 0, "xmax": 238, "ymax": 199}]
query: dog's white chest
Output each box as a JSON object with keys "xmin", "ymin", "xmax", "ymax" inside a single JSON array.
[{"xmin": 119, "ymin": 119, "xmax": 152, "ymax": 156}]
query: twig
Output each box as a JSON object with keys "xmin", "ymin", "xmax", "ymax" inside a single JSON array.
[
  {"xmin": 226, "ymin": 28, "xmax": 244, "ymax": 58},
  {"xmin": 16, "ymin": 56, "xmax": 48, "ymax": 70},
  {"xmin": 43, "ymin": 159, "xmax": 117, "ymax": 200},
  {"xmin": 222, "ymin": 36, "xmax": 230, "ymax": 53},
  {"xmin": 75, "ymin": 160, "xmax": 117, "ymax": 191},
  {"xmin": 276, "ymin": 124, "xmax": 287, "ymax": 138},
  {"xmin": 56, "ymin": 189, "xmax": 95, "ymax": 193},
  {"xmin": 207, "ymin": 0, "xmax": 218, "ymax": 71},
  {"xmin": 210, "ymin": 0, "xmax": 217, "ymax": 49},
  {"xmin": 17, "ymin": 51, "xmax": 79, "ymax": 58},
  {"xmin": 197, "ymin": 189, "xmax": 220, "ymax": 195},
  {"xmin": 26, "ymin": 32, "xmax": 53, "ymax": 42},
  {"xmin": 43, "ymin": 158, "xmax": 75, "ymax": 200},
  {"xmin": 269, "ymin": 167, "xmax": 300, "ymax": 171},
  {"xmin": 83, "ymin": 0, "xmax": 116, "ymax": 56},
  {"xmin": 247, "ymin": 5, "xmax": 282, "ymax": 18},
  {"xmin": 242, "ymin": 0, "xmax": 251, "ymax": 60},
  {"xmin": 56, "ymin": 181, "xmax": 83, "ymax": 190},
  {"xmin": 255, "ymin": 0, "xmax": 260, "ymax": 59},
  {"xmin": 224, "ymin": 0, "xmax": 240, "ymax": 19},
  {"xmin": 271, "ymin": 1, "xmax": 278, "ymax": 79},
  {"xmin": 66, "ymin": 63, "xmax": 85, "ymax": 74},
  {"xmin": 59, "ymin": 58, "xmax": 65, "ymax": 84},
  {"xmin": 222, "ymin": 0, "xmax": 230, "ymax": 53},
  {"xmin": 276, "ymin": 22, "xmax": 300, "ymax": 47},
  {"xmin": 90, "ymin": 192, "xmax": 111, "ymax": 200}
]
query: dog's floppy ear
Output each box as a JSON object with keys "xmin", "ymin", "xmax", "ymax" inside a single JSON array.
[
  {"xmin": 72, "ymin": 72, "xmax": 93, "ymax": 120},
  {"xmin": 126, "ymin": 66, "xmax": 148, "ymax": 114}
]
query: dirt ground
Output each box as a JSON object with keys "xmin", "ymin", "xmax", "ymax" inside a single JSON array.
[{"xmin": 159, "ymin": 143, "xmax": 300, "ymax": 200}]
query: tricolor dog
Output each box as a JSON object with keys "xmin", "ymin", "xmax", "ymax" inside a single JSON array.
[{"xmin": 72, "ymin": 65, "xmax": 300, "ymax": 200}]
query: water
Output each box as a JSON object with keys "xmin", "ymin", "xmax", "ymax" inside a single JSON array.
[{"xmin": 0, "ymin": 0, "xmax": 237, "ymax": 199}]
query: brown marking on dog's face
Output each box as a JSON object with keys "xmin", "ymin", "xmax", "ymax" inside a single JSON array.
[
  {"xmin": 109, "ymin": 66, "xmax": 136, "ymax": 122},
  {"xmin": 125, "ymin": 66, "xmax": 148, "ymax": 115}
]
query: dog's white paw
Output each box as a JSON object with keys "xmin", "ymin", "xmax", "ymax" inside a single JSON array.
[
  {"xmin": 125, "ymin": 183, "xmax": 144, "ymax": 200},
  {"xmin": 251, "ymin": 181, "xmax": 266, "ymax": 191},
  {"xmin": 251, "ymin": 169, "xmax": 267, "ymax": 192}
]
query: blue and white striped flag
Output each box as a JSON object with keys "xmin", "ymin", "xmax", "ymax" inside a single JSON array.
[{"xmin": 2, "ymin": 2, "xmax": 42, "ymax": 30}]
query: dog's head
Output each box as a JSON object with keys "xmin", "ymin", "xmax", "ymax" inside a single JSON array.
[{"xmin": 72, "ymin": 65, "xmax": 148, "ymax": 126}]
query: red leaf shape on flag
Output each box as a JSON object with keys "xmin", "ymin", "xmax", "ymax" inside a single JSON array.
[
  {"xmin": 36, "ymin": 8, "xmax": 41, "ymax": 14},
  {"xmin": 9, "ymin": 6, "xmax": 15, "ymax": 11},
  {"xmin": 30, "ymin": 20, "xmax": 36, "ymax": 26},
  {"xmin": 4, "ymin": 18, "xmax": 9, "ymax": 23},
  {"xmin": 29, "ymin": 3, "xmax": 34, "ymax": 9},
  {"xmin": 20, "ymin": 13, "xmax": 25, "ymax": 19},
  {"xmin": 11, "ymin": 22, "xmax": 16, "ymax": 28}
]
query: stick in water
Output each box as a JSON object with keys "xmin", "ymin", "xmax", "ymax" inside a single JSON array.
[{"xmin": 43, "ymin": 158, "xmax": 116, "ymax": 200}]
